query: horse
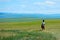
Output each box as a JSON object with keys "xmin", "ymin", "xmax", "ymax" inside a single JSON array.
[{"xmin": 41, "ymin": 24, "xmax": 45, "ymax": 30}]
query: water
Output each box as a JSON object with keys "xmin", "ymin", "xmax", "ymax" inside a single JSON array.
[{"xmin": 0, "ymin": 13, "xmax": 60, "ymax": 19}]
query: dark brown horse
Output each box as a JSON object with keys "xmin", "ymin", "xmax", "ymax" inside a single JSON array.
[{"xmin": 41, "ymin": 24, "xmax": 45, "ymax": 30}]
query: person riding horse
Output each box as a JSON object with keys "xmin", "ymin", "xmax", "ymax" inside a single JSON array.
[{"xmin": 41, "ymin": 20, "xmax": 45, "ymax": 30}]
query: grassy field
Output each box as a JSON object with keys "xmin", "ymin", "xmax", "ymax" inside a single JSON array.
[{"xmin": 0, "ymin": 18, "xmax": 60, "ymax": 40}]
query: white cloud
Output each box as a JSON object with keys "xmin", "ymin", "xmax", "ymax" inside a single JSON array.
[
  {"xmin": 33, "ymin": 2, "xmax": 40, "ymax": 5},
  {"xmin": 20, "ymin": 5, "xmax": 26, "ymax": 8},
  {"xmin": 45, "ymin": 1, "xmax": 56, "ymax": 6},
  {"xmin": 33, "ymin": 1, "xmax": 56, "ymax": 6},
  {"xmin": 34, "ymin": 2, "xmax": 44, "ymax": 5}
]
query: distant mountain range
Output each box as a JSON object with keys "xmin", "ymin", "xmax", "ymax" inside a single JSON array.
[{"xmin": 0, "ymin": 13, "xmax": 60, "ymax": 19}]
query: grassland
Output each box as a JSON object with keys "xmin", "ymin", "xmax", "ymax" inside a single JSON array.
[{"xmin": 0, "ymin": 18, "xmax": 60, "ymax": 40}]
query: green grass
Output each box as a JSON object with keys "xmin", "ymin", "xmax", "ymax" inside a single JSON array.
[
  {"xmin": 0, "ymin": 18, "xmax": 60, "ymax": 40},
  {"xmin": 0, "ymin": 30, "xmax": 56, "ymax": 40},
  {"xmin": 0, "ymin": 18, "xmax": 40, "ymax": 22}
]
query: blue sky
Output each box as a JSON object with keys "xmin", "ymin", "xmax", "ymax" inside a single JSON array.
[{"xmin": 0, "ymin": 0, "xmax": 60, "ymax": 14}]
